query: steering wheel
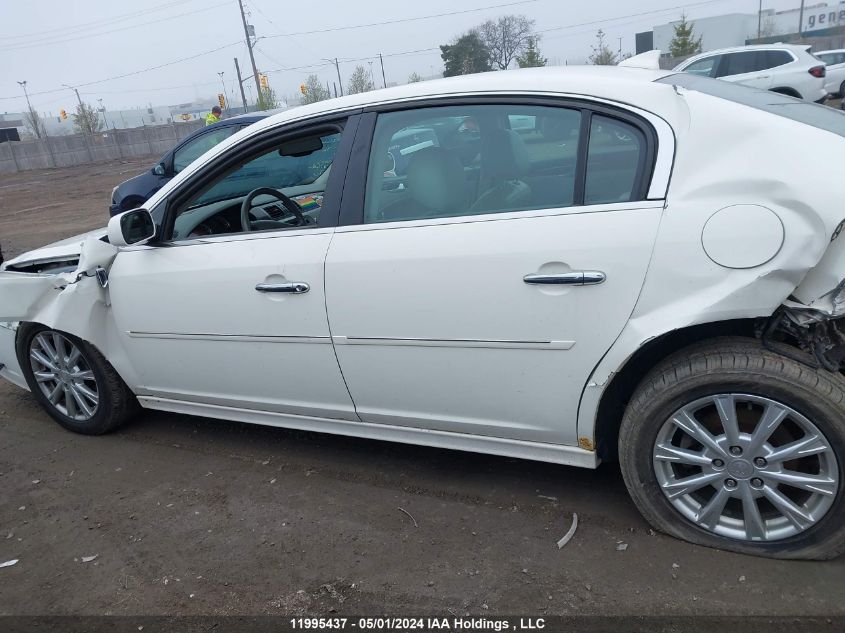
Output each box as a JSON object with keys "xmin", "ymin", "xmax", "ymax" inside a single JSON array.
[{"xmin": 240, "ymin": 187, "xmax": 308, "ymax": 232}]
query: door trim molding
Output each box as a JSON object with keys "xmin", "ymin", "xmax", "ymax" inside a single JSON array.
[
  {"xmin": 331, "ymin": 335, "xmax": 575, "ymax": 350},
  {"xmin": 127, "ymin": 331, "xmax": 331, "ymax": 344},
  {"xmin": 139, "ymin": 395, "xmax": 599, "ymax": 468}
]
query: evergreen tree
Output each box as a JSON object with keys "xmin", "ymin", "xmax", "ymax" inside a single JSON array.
[
  {"xmin": 516, "ymin": 37, "xmax": 547, "ymax": 68},
  {"xmin": 669, "ymin": 14, "xmax": 703, "ymax": 57},
  {"xmin": 440, "ymin": 31, "xmax": 492, "ymax": 77}
]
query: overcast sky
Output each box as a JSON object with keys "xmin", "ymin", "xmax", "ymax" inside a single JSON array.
[{"xmin": 1, "ymin": 0, "xmax": 802, "ymax": 116}]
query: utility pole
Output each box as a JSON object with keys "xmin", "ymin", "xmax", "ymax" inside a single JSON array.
[
  {"xmin": 799, "ymin": 0, "xmax": 805, "ymax": 36},
  {"xmin": 757, "ymin": 0, "xmax": 763, "ymax": 39},
  {"xmin": 237, "ymin": 0, "xmax": 262, "ymax": 105},
  {"xmin": 334, "ymin": 58, "xmax": 344, "ymax": 96},
  {"xmin": 17, "ymin": 80, "xmax": 43, "ymax": 139},
  {"xmin": 234, "ymin": 58, "xmax": 248, "ymax": 111},
  {"xmin": 63, "ymin": 83, "xmax": 93, "ymax": 160},
  {"xmin": 218, "ymin": 71, "xmax": 228, "ymax": 112},
  {"xmin": 379, "ymin": 53, "xmax": 387, "ymax": 88}
]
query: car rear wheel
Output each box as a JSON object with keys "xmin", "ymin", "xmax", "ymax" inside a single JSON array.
[
  {"xmin": 619, "ymin": 337, "xmax": 845, "ymax": 559},
  {"xmin": 17, "ymin": 324, "xmax": 137, "ymax": 435}
]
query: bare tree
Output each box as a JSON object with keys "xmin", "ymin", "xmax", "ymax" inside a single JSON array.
[
  {"xmin": 758, "ymin": 15, "xmax": 781, "ymax": 39},
  {"xmin": 72, "ymin": 102, "xmax": 103, "ymax": 135},
  {"xmin": 301, "ymin": 75, "xmax": 330, "ymax": 105},
  {"xmin": 257, "ymin": 86, "xmax": 280, "ymax": 110},
  {"xmin": 347, "ymin": 64, "xmax": 375, "ymax": 94},
  {"xmin": 408, "ymin": 72, "xmax": 423, "ymax": 83},
  {"xmin": 23, "ymin": 106, "xmax": 46, "ymax": 139},
  {"xmin": 479, "ymin": 15, "xmax": 536, "ymax": 70},
  {"xmin": 588, "ymin": 29, "xmax": 618, "ymax": 66}
]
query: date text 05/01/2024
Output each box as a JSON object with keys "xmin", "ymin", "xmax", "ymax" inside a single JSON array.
[{"xmin": 289, "ymin": 617, "xmax": 547, "ymax": 631}]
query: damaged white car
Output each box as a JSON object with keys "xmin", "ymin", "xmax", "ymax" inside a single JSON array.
[{"xmin": 2, "ymin": 67, "xmax": 845, "ymax": 559}]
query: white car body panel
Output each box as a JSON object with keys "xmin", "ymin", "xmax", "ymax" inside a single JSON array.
[
  {"xmin": 2, "ymin": 66, "xmax": 844, "ymax": 467},
  {"xmin": 816, "ymin": 50, "xmax": 845, "ymax": 95},
  {"xmin": 106, "ymin": 229, "xmax": 357, "ymax": 420},
  {"xmin": 326, "ymin": 202, "xmax": 663, "ymax": 445}
]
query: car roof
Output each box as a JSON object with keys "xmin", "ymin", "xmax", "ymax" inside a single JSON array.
[
  {"xmin": 680, "ymin": 43, "xmax": 812, "ymax": 65},
  {"xmin": 251, "ymin": 66, "xmax": 675, "ymax": 132}
]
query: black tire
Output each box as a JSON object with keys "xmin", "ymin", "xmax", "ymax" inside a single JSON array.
[
  {"xmin": 839, "ymin": 81, "xmax": 845, "ymax": 100},
  {"xmin": 16, "ymin": 323, "xmax": 138, "ymax": 435},
  {"xmin": 619, "ymin": 336, "xmax": 845, "ymax": 560}
]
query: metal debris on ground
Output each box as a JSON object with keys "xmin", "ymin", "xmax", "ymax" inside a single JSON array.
[
  {"xmin": 556, "ymin": 512, "xmax": 578, "ymax": 549},
  {"xmin": 0, "ymin": 559, "xmax": 18, "ymax": 568},
  {"xmin": 398, "ymin": 507, "xmax": 418, "ymax": 528},
  {"xmin": 80, "ymin": 555, "xmax": 98, "ymax": 563},
  {"xmin": 616, "ymin": 542, "xmax": 629, "ymax": 551}
]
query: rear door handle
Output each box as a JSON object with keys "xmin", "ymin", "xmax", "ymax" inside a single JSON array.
[
  {"xmin": 255, "ymin": 282, "xmax": 310, "ymax": 294},
  {"xmin": 523, "ymin": 271, "xmax": 606, "ymax": 286}
]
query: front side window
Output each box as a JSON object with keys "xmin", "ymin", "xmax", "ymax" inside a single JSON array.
[
  {"xmin": 364, "ymin": 104, "xmax": 582, "ymax": 223},
  {"xmin": 173, "ymin": 126, "xmax": 240, "ymax": 174},
  {"xmin": 169, "ymin": 128, "xmax": 343, "ymax": 240},
  {"xmin": 683, "ymin": 56, "xmax": 718, "ymax": 77}
]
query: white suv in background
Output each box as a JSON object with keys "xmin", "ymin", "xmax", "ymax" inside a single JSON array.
[
  {"xmin": 815, "ymin": 49, "xmax": 845, "ymax": 97},
  {"xmin": 674, "ymin": 44, "xmax": 827, "ymax": 102}
]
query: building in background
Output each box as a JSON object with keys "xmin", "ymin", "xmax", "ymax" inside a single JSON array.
[
  {"xmin": 0, "ymin": 114, "xmax": 25, "ymax": 141},
  {"xmin": 638, "ymin": 3, "xmax": 845, "ymax": 55}
]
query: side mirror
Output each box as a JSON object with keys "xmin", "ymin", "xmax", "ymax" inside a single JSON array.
[
  {"xmin": 152, "ymin": 163, "xmax": 166, "ymax": 177},
  {"xmin": 107, "ymin": 209, "xmax": 156, "ymax": 247}
]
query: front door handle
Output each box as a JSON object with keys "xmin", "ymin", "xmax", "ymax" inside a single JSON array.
[
  {"xmin": 255, "ymin": 282, "xmax": 310, "ymax": 294},
  {"xmin": 523, "ymin": 271, "xmax": 606, "ymax": 286}
]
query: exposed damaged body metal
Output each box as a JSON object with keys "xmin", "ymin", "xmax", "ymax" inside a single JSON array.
[{"xmin": 2, "ymin": 65, "xmax": 845, "ymax": 558}]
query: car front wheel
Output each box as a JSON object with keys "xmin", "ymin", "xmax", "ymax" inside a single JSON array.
[
  {"xmin": 17, "ymin": 324, "xmax": 137, "ymax": 435},
  {"xmin": 619, "ymin": 337, "xmax": 845, "ymax": 559}
]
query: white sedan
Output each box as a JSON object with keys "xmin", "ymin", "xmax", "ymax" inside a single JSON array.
[{"xmin": 2, "ymin": 66, "xmax": 844, "ymax": 559}]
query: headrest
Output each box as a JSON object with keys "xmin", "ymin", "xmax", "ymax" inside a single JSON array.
[
  {"xmin": 482, "ymin": 129, "xmax": 530, "ymax": 179},
  {"xmin": 407, "ymin": 148, "xmax": 466, "ymax": 213}
]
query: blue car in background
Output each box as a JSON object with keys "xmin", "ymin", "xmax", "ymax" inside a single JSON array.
[{"xmin": 108, "ymin": 112, "xmax": 268, "ymax": 216}]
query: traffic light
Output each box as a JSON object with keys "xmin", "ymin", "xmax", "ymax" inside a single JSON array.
[
  {"xmin": 217, "ymin": 93, "xmax": 225, "ymax": 109},
  {"xmin": 260, "ymin": 73, "xmax": 269, "ymax": 89},
  {"xmin": 300, "ymin": 83, "xmax": 307, "ymax": 95},
  {"xmin": 60, "ymin": 109, "xmax": 67, "ymax": 120}
]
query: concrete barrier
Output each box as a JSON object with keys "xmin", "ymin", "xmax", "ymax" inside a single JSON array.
[{"xmin": 0, "ymin": 120, "xmax": 205, "ymax": 174}]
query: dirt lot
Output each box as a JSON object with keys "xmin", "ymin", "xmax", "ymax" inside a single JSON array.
[{"xmin": 1, "ymin": 161, "xmax": 844, "ymax": 618}]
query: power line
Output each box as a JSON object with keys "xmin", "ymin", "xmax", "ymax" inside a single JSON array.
[
  {"xmin": 263, "ymin": 0, "xmax": 540, "ymax": 39},
  {"xmin": 0, "ymin": 1, "xmax": 232, "ymax": 52},
  {"xmin": 0, "ymin": 0, "xmax": 191, "ymax": 41},
  {"xmin": 535, "ymin": 0, "xmax": 727, "ymax": 35}
]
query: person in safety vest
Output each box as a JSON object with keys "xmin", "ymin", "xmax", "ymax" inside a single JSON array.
[{"xmin": 205, "ymin": 106, "xmax": 222, "ymax": 126}]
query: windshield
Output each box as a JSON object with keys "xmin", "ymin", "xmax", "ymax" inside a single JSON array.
[{"xmin": 657, "ymin": 73, "xmax": 845, "ymax": 138}]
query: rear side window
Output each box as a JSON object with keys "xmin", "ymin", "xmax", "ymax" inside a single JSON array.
[
  {"xmin": 683, "ymin": 56, "xmax": 719, "ymax": 77},
  {"xmin": 764, "ymin": 50, "xmax": 794, "ymax": 68},
  {"xmin": 585, "ymin": 116, "xmax": 647, "ymax": 205},
  {"xmin": 657, "ymin": 73, "xmax": 845, "ymax": 138},
  {"xmin": 715, "ymin": 51, "xmax": 760, "ymax": 77},
  {"xmin": 361, "ymin": 103, "xmax": 654, "ymax": 224}
]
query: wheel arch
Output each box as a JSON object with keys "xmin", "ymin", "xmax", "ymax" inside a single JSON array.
[
  {"xmin": 590, "ymin": 318, "xmax": 758, "ymax": 460},
  {"xmin": 770, "ymin": 86, "xmax": 802, "ymax": 99}
]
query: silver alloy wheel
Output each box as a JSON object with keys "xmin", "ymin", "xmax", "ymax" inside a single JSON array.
[
  {"xmin": 653, "ymin": 394, "xmax": 839, "ymax": 542},
  {"xmin": 29, "ymin": 331, "xmax": 99, "ymax": 422}
]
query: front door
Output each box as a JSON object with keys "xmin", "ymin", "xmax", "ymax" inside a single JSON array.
[
  {"xmin": 325, "ymin": 102, "xmax": 664, "ymax": 444},
  {"xmin": 108, "ymin": 118, "xmax": 358, "ymax": 420}
]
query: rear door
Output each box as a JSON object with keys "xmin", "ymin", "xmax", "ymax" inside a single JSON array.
[{"xmin": 324, "ymin": 100, "xmax": 669, "ymax": 445}]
